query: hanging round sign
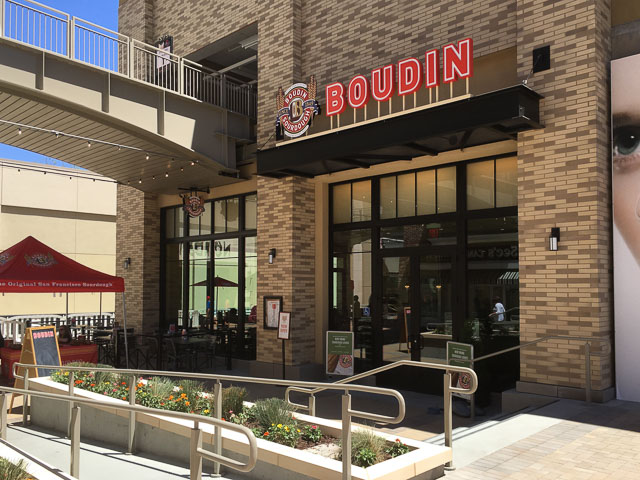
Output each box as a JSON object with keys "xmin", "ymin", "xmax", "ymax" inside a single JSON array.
[
  {"xmin": 276, "ymin": 76, "xmax": 320, "ymax": 139},
  {"xmin": 183, "ymin": 195, "xmax": 205, "ymax": 218}
]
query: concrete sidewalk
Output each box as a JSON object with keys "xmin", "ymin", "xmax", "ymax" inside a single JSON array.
[{"xmin": 443, "ymin": 399, "xmax": 640, "ymax": 479}]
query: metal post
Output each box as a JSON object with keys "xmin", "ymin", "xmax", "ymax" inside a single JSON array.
[
  {"xmin": 67, "ymin": 371, "xmax": 74, "ymax": 438},
  {"xmin": 128, "ymin": 38, "xmax": 133, "ymax": 78},
  {"xmin": 178, "ymin": 58, "xmax": 183, "ymax": 95},
  {"xmin": 68, "ymin": 17, "xmax": 74, "ymax": 59},
  {"xmin": 22, "ymin": 368, "xmax": 29, "ymax": 426},
  {"xmin": 70, "ymin": 406, "xmax": 80, "ymax": 478},
  {"xmin": 0, "ymin": 393, "xmax": 7, "ymax": 440},
  {"xmin": 341, "ymin": 393, "xmax": 351, "ymax": 480},
  {"xmin": 1, "ymin": 0, "xmax": 4, "ymax": 38},
  {"xmin": 128, "ymin": 374, "xmax": 136, "ymax": 453},
  {"xmin": 213, "ymin": 380, "xmax": 222, "ymax": 477},
  {"xmin": 190, "ymin": 423, "xmax": 203, "ymax": 480},
  {"xmin": 122, "ymin": 292, "xmax": 130, "ymax": 369},
  {"xmin": 585, "ymin": 342, "xmax": 591, "ymax": 404},
  {"xmin": 443, "ymin": 372, "xmax": 454, "ymax": 470},
  {"xmin": 308, "ymin": 393, "xmax": 316, "ymax": 417}
]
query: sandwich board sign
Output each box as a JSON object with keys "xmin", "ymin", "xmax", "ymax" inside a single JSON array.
[{"xmin": 11, "ymin": 326, "xmax": 61, "ymax": 410}]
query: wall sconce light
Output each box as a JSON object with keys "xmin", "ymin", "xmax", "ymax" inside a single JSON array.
[
  {"xmin": 549, "ymin": 228, "xmax": 560, "ymax": 251},
  {"xmin": 124, "ymin": 257, "xmax": 131, "ymax": 269},
  {"xmin": 268, "ymin": 248, "xmax": 276, "ymax": 264}
]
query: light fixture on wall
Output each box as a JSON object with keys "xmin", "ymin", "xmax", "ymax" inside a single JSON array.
[
  {"xmin": 124, "ymin": 257, "xmax": 131, "ymax": 269},
  {"xmin": 549, "ymin": 228, "xmax": 560, "ymax": 251},
  {"xmin": 268, "ymin": 248, "xmax": 276, "ymax": 264}
]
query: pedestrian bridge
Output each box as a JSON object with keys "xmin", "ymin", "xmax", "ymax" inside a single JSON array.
[{"xmin": 0, "ymin": 0, "xmax": 256, "ymax": 192}]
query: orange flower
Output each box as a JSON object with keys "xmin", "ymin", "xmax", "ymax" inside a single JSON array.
[
  {"xmin": 263, "ymin": 431, "xmax": 269, "ymax": 437},
  {"xmin": 122, "ymin": 396, "xmax": 126, "ymax": 400},
  {"xmin": 89, "ymin": 383, "xmax": 95, "ymax": 387},
  {"xmin": 185, "ymin": 401, "xmax": 190, "ymax": 406},
  {"xmin": 168, "ymin": 395, "xmax": 174, "ymax": 400}
]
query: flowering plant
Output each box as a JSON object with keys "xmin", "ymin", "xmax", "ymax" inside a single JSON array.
[{"xmin": 301, "ymin": 424, "xmax": 322, "ymax": 443}]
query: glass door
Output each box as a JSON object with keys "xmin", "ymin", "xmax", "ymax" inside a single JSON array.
[
  {"xmin": 381, "ymin": 256, "xmax": 412, "ymax": 364},
  {"xmin": 417, "ymin": 254, "xmax": 454, "ymax": 363},
  {"xmin": 379, "ymin": 251, "xmax": 455, "ymax": 365}
]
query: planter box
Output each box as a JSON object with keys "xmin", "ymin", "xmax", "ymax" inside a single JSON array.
[{"xmin": 28, "ymin": 377, "xmax": 450, "ymax": 480}]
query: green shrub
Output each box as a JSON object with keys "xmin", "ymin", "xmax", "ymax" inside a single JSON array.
[
  {"xmin": 0, "ymin": 458, "xmax": 30, "ymax": 480},
  {"xmin": 252, "ymin": 397, "xmax": 294, "ymax": 430},
  {"xmin": 385, "ymin": 438, "xmax": 410, "ymax": 458},
  {"xmin": 177, "ymin": 379, "xmax": 204, "ymax": 402},
  {"xmin": 222, "ymin": 386, "xmax": 247, "ymax": 416},
  {"xmin": 263, "ymin": 422, "xmax": 301, "ymax": 447},
  {"xmin": 146, "ymin": 377, "xmax": 175, "ymax": 399},
  {"xmin": 345, "ymin": 428, "xmax": 386, "ymax": 467}
]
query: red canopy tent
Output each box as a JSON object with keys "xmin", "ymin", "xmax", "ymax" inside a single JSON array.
[{"xmin": 0, "ymin": 236, "xmax": 130, "ymax": 366}]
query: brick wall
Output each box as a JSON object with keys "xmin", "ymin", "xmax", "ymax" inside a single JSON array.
[
  {"xmin": 516, "ymin": 0, "xmax": 612, "ymax": 392},
  {"xmin": 115, "ymin": 184, "xmax": 160, "ymax": 334},
  {"xmin": 256, "ymin": 176, "xmax": 315, "ymax": 365}
]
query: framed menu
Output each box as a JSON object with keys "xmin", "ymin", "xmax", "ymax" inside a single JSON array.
[
  {"xmin": 263, "ymin": 296, "xmax": 283, "ymax": 330},
  {"xmin": 278, "ymin": 312, "xmax": 291, "ymax": 340}
]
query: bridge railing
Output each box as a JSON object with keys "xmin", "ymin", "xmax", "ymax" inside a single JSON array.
[{"xmin": 0, "ymin": 0, "xmax": 256, "ymax": 118}]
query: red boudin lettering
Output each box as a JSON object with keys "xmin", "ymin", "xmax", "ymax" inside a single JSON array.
[
  {"xmin": 324, "ymin": 38, "xmax": 473, "ymax": 117},
  {"xmin": 326, "ymin": 82, "xmax": 346, "ymax": 116},
  {"xmin": 348, "ymin": 75, "xmax": 370, "ymax": 109},
  {"xmin": 371, "ymin": 64, "xmax": 394, "ymax": 102},
  {"xmin": 397, "ymin": 58, "xmax": 422, "ymax": 96},
  {"xmin": 443, "ymin": 38, "xmax": 473, "ymax": 83},
  {"xmin": 425, "ymin": 49, "xmax": 439, "ymax": 88}
]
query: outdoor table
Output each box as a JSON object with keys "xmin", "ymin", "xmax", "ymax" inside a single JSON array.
[
  {"xmin": 0, "ymin": 343, "xmax": 98, "ymax": 380},
  {"xmin": 167, "ymin": 335, "xmax": 212, "ymax": 372}
]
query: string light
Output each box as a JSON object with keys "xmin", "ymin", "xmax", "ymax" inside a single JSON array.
[{"xmin": 1, "ymin": 118, "xmax": 226, "ymax": 186}]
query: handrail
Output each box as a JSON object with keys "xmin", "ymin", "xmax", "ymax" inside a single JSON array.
[
  {"xmin": 0, "ymin": 0, "xmax": 257, "ymax": 118},
  {"xmin": 471, "ymin": 335, "xmax": 610, "ymax": 409},
  {"xmin": 14, "ymin": 363, "xmax": 406, "ymax": 480},
  {"xmin": 0, "ymin": 385, "xmax": 258, "ymax": 479},
  {"xmin": 286, "ymin": 359, "xmax": 477, "ymax": 470}
]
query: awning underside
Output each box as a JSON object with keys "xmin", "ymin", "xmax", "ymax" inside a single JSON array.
[{"xmin": 257, "ymin": 85, "xmax": 542, "ymax": 178}]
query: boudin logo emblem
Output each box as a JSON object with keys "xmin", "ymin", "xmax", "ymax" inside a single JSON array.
[
  {"xmin": 276, "ymin": 76, "xmax": 321, "ymax": 139},
  {"xmin": 183, "ymin": 195, "xmax": 205, "ymax": 218}
]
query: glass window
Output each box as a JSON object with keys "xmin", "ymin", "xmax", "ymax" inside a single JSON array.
[
  {"xmin": 496, "ymin": 157, "xmax": 517, "ymax": 207},
  {"xmin": 466, "ymin": 216, "xmax": 519, "ymax": 349},
  {"xmin": 214, "ymin": 200, "xmax": 226, "ymax": 233},
  {"xmin": 245, "ymin": 237, "xmax": 257, "ymax": 323},
  {"xmin": 331, "ymin": 229, "xmax": 373, "ymax": 369},
  {"xmin": 226, "ymin": 198, "xmax": 239, "ymax": 232},
  {"xmin": 397, "ymin": 173, "xmax": 415, "ymax": 217},
  {"xmin": 188, "ymin": 241, "xmax": 210, "ymax": 328},
  {"xmin": 165, "ymin": 208, "xmax": 175, "ymax": 239},
  {"xmin": 380, "ymin": 222, "xmax": 457, "ymax": 249},
  {"xmin": 467, "ymin": 160, "xmax": 495, "ymax": 210},
  {"xmin": 417, "ymin": 169, "xmax": 436, "ymax": 215},
  {"xmin": 200, "ymin": 205, "xmax": 212, "ymax": 235},
  {"xmin": 176, "ymin": 208, "xmax": 185, "ymax": 237},
  {"xmin": 380, "ymin": 176, "xmax": 397, "ymax": 219},
  {"xmin": 189, "ymin": 214, "xmax": 200, "ymax": 236},
  {"xmin": 352, "ymin": 180, "xmax": 371, "ymax": 222},
  {"xmin": 245, "ymin": 194, "xmax": 257, "ymax": 230},
  {"xmin": 164, "ymin": 243, "xmax": 184, "ymax": 328},
  {"xmin": 333, "ymin": 183, "xmax": 351, "ymax": 224},
  {"xmin": 213, "ymin": 238, "xmax": 239, "ymax": 325},
  {"xmin": 437, "ymin": 167, "xmax": 456, "ymax": 213}
]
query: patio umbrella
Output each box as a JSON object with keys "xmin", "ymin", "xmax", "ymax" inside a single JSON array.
[{"xmin": 190, "ymin": 276, "xmax": 238, "ymax": 317}]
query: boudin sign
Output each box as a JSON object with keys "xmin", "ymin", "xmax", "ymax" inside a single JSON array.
[
  {"xmin": 326, "ymin": 38, "xmax": 473, "ymax": 116},
  {"xmin": 276, "ymin": 75, "xmax": 321, "ymax": 139}
]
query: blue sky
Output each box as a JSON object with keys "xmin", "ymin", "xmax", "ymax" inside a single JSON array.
[{"xmin": 0, "ymin": 0, "xmax": 119, "ymax": 168}]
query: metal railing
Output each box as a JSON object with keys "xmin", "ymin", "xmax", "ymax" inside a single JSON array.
[
  {"xmin": 0, "ymin": 313, "xmax": 115, "ymax": 343},
  {"xmin": 471, "ymin": 335, "xmax": 611, "ymax": 413},
  {"xmin": 0, "ymin": 0, "xmax": 256, "ymax": 118},
  {"xmin": 14, "ymin": 363, "xmax": 406, "ymax": 480},
  {"xmin": 0, "ymin": 385, "xmax": 258, "ymax": 480},
  {"xmin": 285, "ymin": 359, "xmax": 478, "ymax": 470}
]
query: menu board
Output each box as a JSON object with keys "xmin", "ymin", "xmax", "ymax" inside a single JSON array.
[{"xmin": 326, "ymin": 331, "xmax": 354, "ymax": 376}]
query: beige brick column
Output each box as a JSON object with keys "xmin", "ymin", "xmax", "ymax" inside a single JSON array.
[
  {"xmin": 115, "ymin": 185, "xmax": 160, "ymax": 334},
  {"xmin": 256, "ymin": 176, "xmax": 316, "ymax": 371},
  {"xmin": 516, "ymin": 0, "xmax": 613, "ymax": 399}
]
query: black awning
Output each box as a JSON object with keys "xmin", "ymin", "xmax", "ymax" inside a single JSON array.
[{"xmin": 257, "ymin": 84, "xmax": 542, "ymax": 177}]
